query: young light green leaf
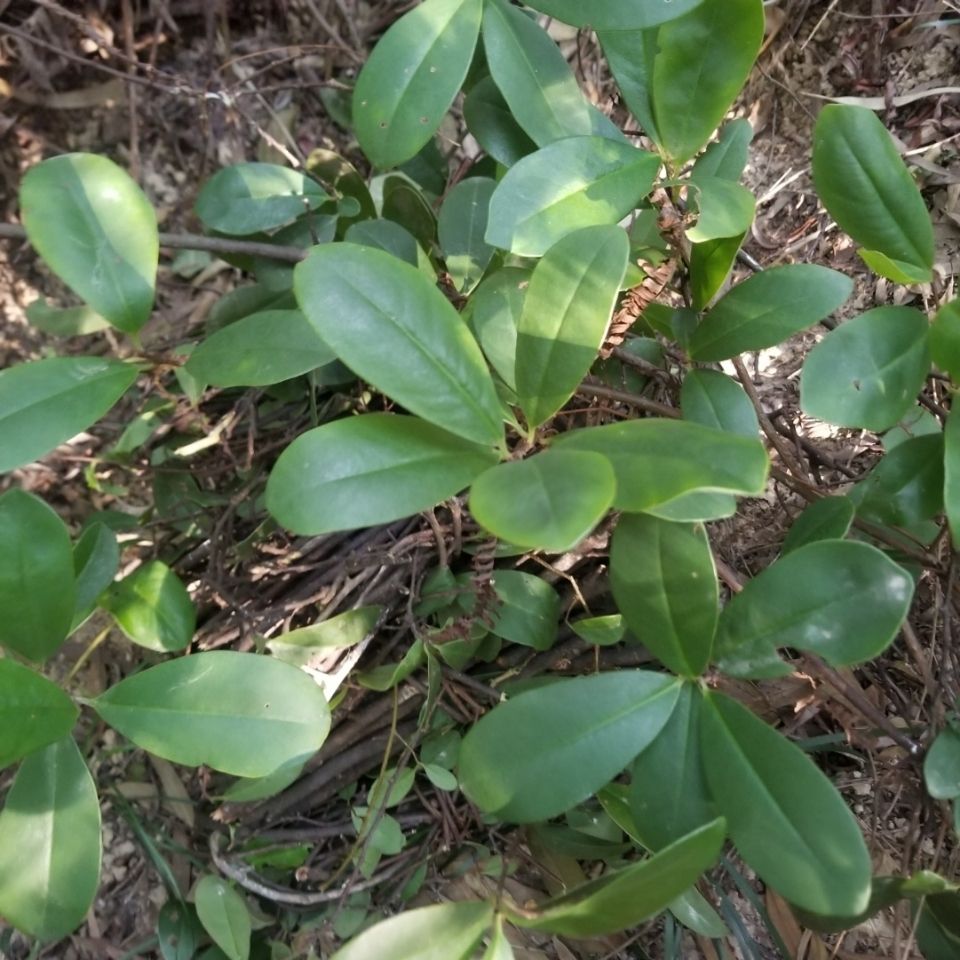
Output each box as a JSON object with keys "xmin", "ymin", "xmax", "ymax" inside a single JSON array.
[
  {"xmin": 812, "ymin": 105, "xmax": 934, "ymax": 283},
  {"xmin": 931, "ymin": 300, "xmax": 960, "ymax": 381},
  {"xmin": 0, "ymin": 660, "xmax": 78, "ymax": 770},
  {"xmin": 459, "ymin": 671, "xmax": 682, "ymax": 822},
  {"xmin": 353, "ymin": 0, "xmax": 483, "ymax": 168},
  {"xmin": 611, "ymin": 515, "xmax": 718, "ymax": 677},
  {"xmin": 681, "ymin": 369, "xmax": 759, "ymax": 439},
  {"xmin": 194, "ymin": 876, "xmax": 250, "ymax": 960},
  {"xmin": 0, "ymin": 737, "xmax": 101, "ymax": 941},
  {"xmin": 483, "ymin": 915, "xmax": 514, "ymax": 960},
  {"xmin": 0, "ymin": 357, "xmax": 138, "ymax": 473},
  {"xmin": 267, "ymin": 605, "xmax": 382, "ymax": 666},
  {"xmin": 524, "ymin": 0, "xmax": 705, "ymax": 29},
  {"xmin": 469, "ymin": 267, "xmax": 529, "ymax": 390},
  {"xmin": 781, "ymin": 497, "xmax": 854, "ymax": 555},
  {"xmin": 103, "ymin": 561, "xmax": 195, "ymax": 653},
  {"xmin": 686, "ymin": 177, "xmax": 756, "ymax": 243},
  {"xmin": 463, "ymin": 76, "xmax": 537, "ymax": 167},
  {"xmin": 471, "ymin": 450, "xmax": 615, "ymax": 552},
  {"xmin": 267, "ymin": 414, "xmax": 498, "ymax": 535},
  {"xmin": 715, "ymin": 541, "xmax": 913, "ymax": 677},
  {"xmin": 438, "ymin": 177, "xmax": 497, "ymax": 293},
  {"xmin": 692, "ymin": 119, "xmax": 754, "ymax": 182},
  {"xmin": 21, "ymin": 153, "xmax": 157, "ymax": 332},
  {"xmin": 294, "ymin": 244, "xmax": 503, "ymax": 446},
  {"xmin": 92, "ymin": 651, "xmax": 331, "ymax": 777},
  {"xmin": 220, "ymin": 757, "xmax": 306, "ymax": 803},
  {"xmin": 800, "ymin": 306, "xmax": 929, "ymax": 431},
  {"xmin": 689, "ymin": 233, "xmax": 744, "ymax": 310},
  {"xmin": 701, "ymin": 691, "xmax": 871, "ymax": 917},
  {"xmin": 925, "ymin": 725, "xmax": 960, "ymax": 800},
  {"xmin": 72, "ymin": 522, "xmax": 120, "ymax": 629},
  {"xmin": 570, "ymin": 614, "xmax": 626, "ymax": 647},
  {"xmin": 946, "ymin": 409, "xmax": 960, "ymax": 549},
  {"xmin": 0, "ymin": 490, "xmax": 75, "ymax": 662},
  {"xmin": 486, "ymin": 138, "xmax": 658, "ymax": 256},
  {"xmin": 329, "ymin": 900, "xmax": 493, "ymax": 960},
  {"xmin": 486, "ymin": 570, "xmax": 561, "ymax": 651},
  {"xmin": 689, "ymin": 265, "xmax": 853, "ymax": 361}
]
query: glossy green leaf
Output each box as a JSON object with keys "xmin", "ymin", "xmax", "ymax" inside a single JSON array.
[
  {"xmin": 91, "ymin": 651, "xmax": 331, "ymax": 777},
  {"xmin": 382, "ymin": 174, "xmax": 438, "ymax": 250},
  {"xmin": 0, "ymin": 357, "xmax": 138, "ymax": 473},
  {"xmin": 701, "ymin": 691, "xmax": 871, "ymax": 916},
  {"xmin": 267, "ymin": 414, "xmax": 498, "ymax": 535},
  {"xmin": 486, "ymin": 138, "xmax": 658, "ymax": 256},
  {"xmin": 195, "ymin": 163, "xmax": 327, "ymax": 236},
  {"xmin": 946, "ymin": 410, "xmax": 960, "ymax": 549},
  {"xmin": 599, "ymin": 29, "xmax": 659, "ymax": 141},
  {"xmin": 489, "ymin": 570, "xmax": 561, "ymax": 651},
  {"xmin": 469, "ymin": 266, "xmax": 529, "ymax": 389},
  {"xmin": 463, "ymin": 75, "xmax": 537, "ymax": 167},
  {"xmin": 330, "ymin": 900, "xmax": 493, "ymax": 960},
  {"xmin": 185, "ymin": 310, "xmax": 335, "ymax": 387},
  {"xmin": 267, "ymin": 605, "xmax": 382, "ymax": 666},
  {"xmin": 516, "ymin": 225, "xmax": 629, "ymax": 424},
  {"xmin": 195, "ymin": 876, "xmax": 250, "ymax": 960},
  {"xmin": 812, "ymin": 105, "xmax": 934, "ymax": 283},
  {"xmin": 294, "ymin": 243, "xmax": 503, "ymax": 446},
  {"xmin": 687, "ymin": 177, "xmax": 755, "ymax": 243},
  {"xmin": 781, "ymin": 496, "xmax": 854, "ymax": 555},
  {"xmin": 459, "ymin": 670, "xmax": 681, "ymax": 822},
  {"xmin": 715, "ymin": 541, "xmax": 913, "ymax": 677},
  {"xmin": 925, "ymin": 724, "xmax": 960, "ymax": 800},
  {"xmin": 344, "ymin": 218, "xmax": 422, "ymax": 268},
  {"xmin": 570, "ymin": 614, "xmax": 626, "ymax": 647},
  {"xmin": 611, "ymin": 514, "xmax": 718, "ymax": 677},
  {"xmin": 552, "ymin": 418, "xmax": 768, "ymax": 512},
  {"xmin": 305, "ymin": 147, "xmax": 376, "ymax": 228},
  {"xmin": 438, "ymin": 177, "xmax": 497, "ymax": 293},
  {"xmin": 507, "ymin": 819, "xmax": 725, "ymax": 937},
  {"xmin": 525, "ymin": 0, "xmax": 704, "ymax": 29},
  {"xmin": 72, "ymin": 522, "xmax": 120, "ymax": 629},
  {"xmin": 0, "ymin": 490, "xmax": 75, "ymax": 662},
  {"xmin": 692, "ymin": 119, "xmax": 754, "ymax": 181},
  {"xmin": 931, "ymin": 300, "xmax": 960, "ymax": 381},
  {"xmin": 689, "ymin": 265, "xmax": 853, "ymax": 361},
  {"xmin": 104, "ymin": 561, "xmax": 195, "ymax": 653},
  {"xmin": 0, "ymin": 737, "xmax": 101, "ymax": 941},
  {"xmin": 689, "ymin": 233, "xmax": 744, "ymax": 310},
  {"xmin": 471, "ymin": 450, "xmax": 615, "ymax": 552},
  {"xmin": 681, "ymin": 369, "xmax": 759, "ymax": 439},
  {"xmin": 353, "ymin": 0, "xmax": 483, "ymax": 168},
  {"xmin": 800, "ymin": 306, "xmax": 929, "ymax": 431},
  {"xmin": 21, "ymin": 153, "xmax": 157, "ymax": 332},
  {"xmin": 0, "ymin": 660, "xmax": 78, "ymax": 770}
]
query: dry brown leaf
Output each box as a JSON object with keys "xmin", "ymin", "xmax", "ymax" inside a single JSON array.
[{"xmin": 148, "ymin": 754, "xmax": 196, "ymax": 829}]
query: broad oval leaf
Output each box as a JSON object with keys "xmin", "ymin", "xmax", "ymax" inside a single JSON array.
[
  {"xmin": 185, "ymin": 309, "xmax": 335, "ymax": 387},
  {"xmin": 800, "ymin": 306, "xmax": 929, "ymax": 431},
  {"xmin": 470, "ymin": 450, "xmax": 615, "ymax": 552},
  {"xmin": 516, "ymin": 225, "xmax": 629, "ymax": 424},
  {"xmin": 438, "ymin": 177, "xmax": 497, "ymax": 294},
  {"xmin": 488, "ymin": 570, "xmax": 561, "ymax": 651},
  {"xmin": 931, "ymin": 300, "xmax": 960, "ymax": 382},
  {"xmin": 524, "ymin": 0, "xmax": 705, "ymax": 29},
  {"xmin": 701, "ymin": 691, "xmax": 871, "ymax": 916},
  {"xmin": 463, "ymin": 75, "xmax": 537, "ymax": 167},
  {"xmin": 344, "ymin": 217, "xmax": 424, "ymax": 269},
  {"xmin": 91, "ymin": 651, "xmax": 331, "ymax": 778},
  {"xmin": 267, "ymin": 414, "xmax": 499, "ymax": 535},
  {"xmin": 267, "ymin": 605, "xmax": 382, "ymax": 667},
  {"xmin": 691, "ymin": 119, "xmax": 754, "ymax": 182},
  {"xmin": 689, "ymin": 265, "xmax": 853, "ymax": 361},
  {"xmin": 715, "ymin": 541, "xmax": 913, "ymax": 677},
  {"xmin": 459, "ymin": 670, "xmax": 682, "ymax": 822},
  {"xmin": 0, "ymin": 357, "xmax": 138, "ymax": 473},
  {"xmin": 0, "ymin": 490, "xmax": 75, "ymax": 662},
  {"xmin": 812, "ymin": 105, "xmax": 934, "ymax": 283},
  {"xmin": 353, "ymin": 0, "xmax": 483, "ymax": 169},
  {"xmin": 486, "ymin": 138, "xmax": 659, "ymax": 256},
  {"xmin": 781, "ymin": 496, "xmax": 854, "ymax": 555},
  {"xmin": 611, "ymin": 514, "xmax": 718, "ymax": 677},
  {"xmin": 552, "ymin": 418, "xmax": 769, "ymax": 512},
  {"xmin": 0, "ymin": 737, "xmax": 101, "ymax": 941},
  {"xmin": 72, "ymin": 522, "xmax": 120, "ymax": 629},
  {"xmin": 194, "ymin": 876, "xmax": 250, "ymax": 960},
  {"xmin": 0, "ymin": 660, "xmax": 78, "ymax": 770},
  {"xmin": 925, "ymin": 725, "xmax": 960, "ymax": 800},
  {"xmin": 330, "ymin": 901, "xmax": 493, "ymax": 960},
  {"xmin": 21, "ymin": 153, "xmax": 157, "ymax": 332},
  {"xmin": 686, "ymin": 177, "xmax": 756, "ymax": 243},
  {"xmin": 294, "ymin": 243, "xmax": 503, "ymax": 446},
  {"xmin": 195, "ymin": 163, "xmax": 327, "ymax": 235},
  {"xmin": 570, "ymin": 614, "xmax": 626, "ymax": 647},
  {"xmin": 681, "ymin": 369, "xmax": 758, "ymax": 439},
  {"xmin": 103, "ymin": 561, "xmax": 196, "ymax": 652},
  {"xmin": 469, "ymin": 266, "xmax": 529, "ymax": 390}
]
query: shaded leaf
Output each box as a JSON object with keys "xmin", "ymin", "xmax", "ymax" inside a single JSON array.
[
  {"xmin": 692, "ymin": 119, "xmax": 754, "ymax": 182},
  {"xmin": 681, "ymin": 369, "xmax": 758, "ymax": 439},
  {"xmin": 72, "ymin": 522, "xmax": 120, "ymax": 629},
  {"xmin": 25, "ymin": 299, "xmax": 110, "ymax": 337},
  {"xmin": 463, "ymin": 75, "xmax": 537, "ymax": 167},
  {"xmin": 469, "ymin": 266, "xmax": 529, "ymax": 390},
  {"xmin": 689, "ymin": 234, "xmax": 745, "ymax": 310},
  {"xmin": 931, "ymin": 300, "xmax": 960, "ymax": 382},
  {"xmin": 438, "ymin": 177, "xmax": 497, "ymax": 293},
  {"xmin": 525, "ymin": 0, "xmax": 705, "ymax": 29},
  {"xmin": 104, "ymin": 561, "xmax": 195, "ymax": 653},
  {"xmin": 925, "ymin": 724, "xmax": 960, "ymax": 800},
  {"xmin": 489, "ymin": 570, "xmax": 561, "ymax": 651},
  {"xmin": 687, "ymin": 177, "xmax": 755, "ymax": 243},
  {"xmin": 781, "ymin": 497, "xmax": 854, "ymax": 555},
  {"xmin": 947, "ymin": 409, "xmax": 960, "ymax": 549}
]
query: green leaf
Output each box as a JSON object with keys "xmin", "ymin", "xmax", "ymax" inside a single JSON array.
[
  {"xmin": 382, "ymin": 174, "xmax": 438, "ymax": 250},
  {"xmin": 925, "ymin": 725, "xmax": 960, "ymax": 800},
  {"xmin": 488, "ymin": 570, "xmax": 561, "ymax": 651},
  {"xmin": 0, "ymin": 357, "xmax": 138, "ymax": 473},
  {"xmin": 91, "ymin": 651, "xmax": 331, "ymax": 777},
  {"xmin": 220, "ymin": 757, "xmax": 306, "ymax": 803},
  {"xmin": 644, "ymin": 490, "xmax": 737, "ymax": 523},
  {"xmin": 692, "ymin": 119, "xmax": 754, "ymax": 181},
  {"xmin": 471, "ymin": 450, "xmax": 615, "ymax": 552},
  {"xmin": 353, "ymin": 0, "xmax": 483, "ymax": 168},
  {"xmin": 812, "ymin": 105, "xmax": 934, "ymax": 283},
  {"xmin": 781, "ymin": 496, "xmax": 854, "ymax": 555},
  {"xmin": 524, "ymin": 0, "xmax": 705, "ymax": 29},
  {"xmin": 305, "ymin": 147, "xmax": 377, "ymax": 228},
  {"xmin": 0, "ymin": 737, "xmax": 101, "ymax": 941},
  {"xmin": 25, "ymin": 299, "xmax": 110, "ymax": 337},
  {"xmin": 267, "ymin": 605, "xmax": 382, "ymax": 666},
  {"xmin": 459, "ymin": 670, "xmax": 681, "ymax": 822},
  {"xmin": 689, "ymin": 265, "xmax": 853, "ymax": 361},
  {"xmin": 344, "ymin": 218, "xmax": 423, "ymax": 268},
  {"xmin": 552, "ymin": 418, "xmax": 769, "ymax": 512},
  {"xmin": 438, "ymin": 177, "xmax": 497, "ymax": 293},
  {"xmin": 0, "ymin": 660, "xmax": 78, "ymax": 770},
  {"xmin": 185, "ymin": 310, "xmax": 335, "ymax": 387},
  {"xmin": 104, "ymin": 561, "xmax": 195, "ymax": 653},
  {"xmin": 20, "ymin": 153, "xmax": 157, "ymax": 333},
  {"xmin": 463, "ymin": 75, "xmax": 537, "ymax": 167},
  {"xmin": 158, "ymin": 900, "xmax": 204, "ymax": 960},
  {"xmin": 681, "ymin": 369, "xmax": 759, "ymax": 439},
  {"xmin": 800, "ymin": 306, "xmax": 929, "ymax": 431},
  {"xmin": 701, "ymin": 691, "xmax": 871, "ymax": 916},
  {"xmin": 611, "ymin": 515, "xmax": 718, "ymax": 677},
  {"xmin": 715, "ymin": 541, "xmax": 913, "ymax": 678},
  {"xmin": 483, "ymin": 915, "xmax": 514, "ymax": 960},
  {"xmin": 195, "ymin": 163, "xmax": 327, "ymax": 235},
  {"xmin": 947, "ymin": 409, "xmax": 960, "ymax": 549},
  {"xmin": 194, "ymin": 876, "xmax": 250, "ymax": 960},
  {"xmin": 689, "ymin": 233, "xmax": 744, "ymax": 310},
  {"xmin": 72, "ymin": 522, "xmax": 120, "ymax": 629},
  {"xmin": 357, "ymin": 638, "xmax": 426, "ymax": 691},
  {"xmin": 267, "ymin": 414, "xmax": 498, "ymax": 535},
  {"xmin": 0, "ymin": 490, "xmax": 75, "ymax": 662},
  {"xmin": 570, "ymin": 614, "xmax": 626, "ymax": 647},
  {"xmin": 469, "ymin": 266, "xmax": 529, "ymax": 390},
  {"xmin": 329, "ymin": 901, "xmax": 493, "ymax": 960},
  {"xmin": 486, "ymin": 138, "xmax": 659, "ymax": 256},
  {"xmin": 686, "ymin": 177, "xmax": 756, "ymax": 243},
  {"xmin": 931, "ymin": 300, "xmax": 960, "ymax": 381},
  {"xmin": 506, "ymin": 819, "xmax": 725, "ymax": 937},
  {"xmin": 599, "ymin": 29, "xmax": 659, "ymax": 142},
  {"xmin": 294, "ymin": 243, "xmax": 503, "ymax": 446},
  {"xmin": 917, "ymin": 893, "xmax": 960, "ymax": 960}
]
